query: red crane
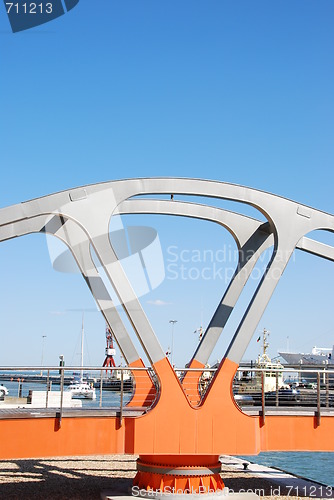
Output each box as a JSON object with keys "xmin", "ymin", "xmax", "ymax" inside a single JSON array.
[{"xmin": 103, "ymin": 325, "xmax": 116, "ymax": 373}]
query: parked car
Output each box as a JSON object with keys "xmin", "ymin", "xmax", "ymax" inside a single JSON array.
[{"xmin": 252, "ymin": 387, "xmax": 301, "ymax": 406}]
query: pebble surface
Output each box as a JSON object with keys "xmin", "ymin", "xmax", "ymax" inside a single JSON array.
[{"xmin": 0, "ymin": 455, "xmax": 328, "ymax": 500}]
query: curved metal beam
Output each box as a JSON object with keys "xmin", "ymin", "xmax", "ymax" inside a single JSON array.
[
  {"xmin": 118, "ymin": 199, "xmax": 273, "ymax": 366},
  {"xmin": 1, "ymin": 178, "xmax": 334, "ymax": 367},
  {"xmin": 117, "ymin": 198, "xmax": 334, "ymax": 365},
  {"xmin": 0, "ymin": 214, "xmax": 140, "ymax": 364}
]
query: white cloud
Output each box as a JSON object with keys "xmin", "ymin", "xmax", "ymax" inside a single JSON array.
[{"xmin": 146, "ymin": 299, "xmax": 171, "ymax": 306}]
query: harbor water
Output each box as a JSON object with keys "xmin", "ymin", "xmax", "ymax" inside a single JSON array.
[
  {"xmin": 0, "ymin": 378, "xmax": 133, "ymax": 408},
  {"xmin": 239, "ymin": 452, "xmax": 334, "ymax": 487}
]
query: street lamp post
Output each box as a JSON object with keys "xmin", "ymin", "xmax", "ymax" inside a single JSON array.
[
  {"xmin": 169, "ymin": 320, "xmax": 177, "ymax": 366},
  {"xmin": 59, "ymin": 354, "xmax": 65, "ymax": 374}
]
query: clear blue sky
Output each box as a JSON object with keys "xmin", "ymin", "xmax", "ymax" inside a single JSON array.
[{"xmin": 0, "ymin": 1, "xmax": 333, "ymax": 367}]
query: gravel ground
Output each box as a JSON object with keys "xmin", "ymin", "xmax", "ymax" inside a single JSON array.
[{"xmin": 0, "ymin": 455, "xmax": 328, "ymax": 500}]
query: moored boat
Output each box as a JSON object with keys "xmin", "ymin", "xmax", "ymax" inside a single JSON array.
[
  {"xmin": 67, "ymin": 380, "xmax": 96, "ymax": 400},
  {"xmin": 279, "ymin": 345, "xmax": 334, "ymax": 365}
]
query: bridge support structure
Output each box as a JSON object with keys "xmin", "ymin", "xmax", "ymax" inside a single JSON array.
[
  {"xmin": 1, "ymin": 178, "xmax": 334, "ymax": 496},
  {"xmin": 134, "ymin": 455, "xmax": 224, "ymax": 495}
]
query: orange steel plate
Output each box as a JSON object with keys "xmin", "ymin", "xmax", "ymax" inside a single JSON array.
[{"xmin": 0, "ymin": 358, "xmax": 334, "ymax": 459}]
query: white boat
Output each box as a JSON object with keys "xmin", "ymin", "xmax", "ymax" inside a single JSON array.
[
  {"xmin": 67, "ymin": 380, "xmax": 96, "ymax": 400},
  {"xmin": 235, "ymin": 329, "xmax": 302, "ymax": 405},
  {"xmin": 67, "ymin": 313, "xmax": 96, "ymax": 400},
  {"xmin": 238, "ymin": 329, "xmax": 289, "ymax": 394},
  {"xmin": 279, "ymin": 345, "xmax": 334, "ymax": 365}
]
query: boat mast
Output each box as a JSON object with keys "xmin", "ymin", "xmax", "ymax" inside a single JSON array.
[
  {"xmin": 263, "ymin": 328, "xmax": 269, "ymax": 357},
  {"xmin": 80, "ymin": 312, "xmax": 84, "ymax": 381}
]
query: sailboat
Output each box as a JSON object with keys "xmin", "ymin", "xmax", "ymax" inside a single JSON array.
[{"xmin": 67, "ymin": 314, "xmax": 96, "ymax": 400}]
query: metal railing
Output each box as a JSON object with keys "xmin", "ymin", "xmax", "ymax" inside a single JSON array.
[
  {"xmin": 1, "ymin": 364, "xmax": 333, "ymax": 425},
  {"xmin": 0, "ymin": 365, "xmax": 159, "ymax": 426},
  {"xmin": 175, "ymin": 365, "xmax": 334, "ymax": 415},
  {"xmin": 233, "ymin": 365, "xmax": 334, "ymax": 422}
]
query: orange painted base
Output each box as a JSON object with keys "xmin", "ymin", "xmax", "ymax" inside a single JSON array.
[{"xmin": 133, "ymin": 455, "xmax": 224, "ymax": 494}]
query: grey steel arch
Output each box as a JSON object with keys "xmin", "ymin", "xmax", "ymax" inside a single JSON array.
[
  {"xmin": 110, "ymin": 178, "xmax": 334, "ymax": 364},
  {"xmin": 0, "ymin": 196, "xmax": 273, "ymax": 367},
  {"xmin": 118, "ymin": 199, "xmax": 273, "ymax": 366},
  {"xmin": 0, "ymin": 213, "xmax": 140, "ymax": 364},
  {"xmin": 1, "ymin": 178, "xmax": 334, "ymax": 368},
  {"xmin": 118, "ymin": 198, "xmax": 334, "ymax": 366}
]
